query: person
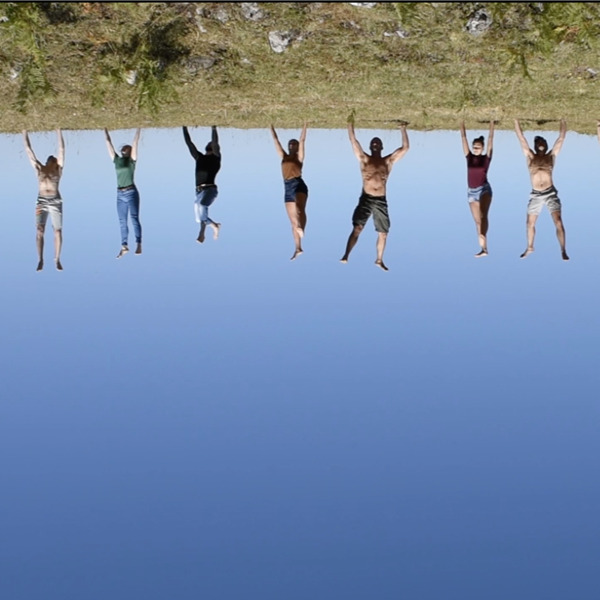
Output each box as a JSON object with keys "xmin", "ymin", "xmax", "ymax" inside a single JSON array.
[
  {"xmin": 104, "ymin": 128, "xmax": 142, "ymax": 258},
  {"xmin": 182, "ymin": 125, "xmax": 221, "ymax": 243},
  {"xmin": 23, "ymin": 129, "xmax": 65, "ymax": 271},
  {"xmin": 341, "ymin": 114, "xmax": 409, "ymax": 271},
  {"xmin": 514, "ymin": 118, "xmax": 569, "ymax": 260},
  {"xmin": 460, "ymin": 120, "xmax": 494, "ymax": 257},
  {"xmin": 270, "ymin": 123, "xmax": 308, "ymax": 260}
]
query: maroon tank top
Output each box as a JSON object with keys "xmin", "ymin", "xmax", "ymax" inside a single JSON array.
[{"xmin": 467, "ymin": 153, "xmax": 491, "ymax": 188}]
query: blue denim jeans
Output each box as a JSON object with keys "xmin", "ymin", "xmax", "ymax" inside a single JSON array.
[
  {"xmin": 117, "ymin": 186, "xmax": 141, "ymax": 246},
  {"xmin": 194, "ymin": 186, "xmax": 218, "ymax": 224}
]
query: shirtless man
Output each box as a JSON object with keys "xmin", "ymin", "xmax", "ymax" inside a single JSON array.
[
  {"xmin": 23, "ymin": 129, "xmax": 65, "ymax": 271},
  {"xmin": 514, "ymin": 118, "xmax": 569, "ymax": 261},
  {"xmin": 183, "ymin": 125, "xmax": 221, "ymax": 243},
  {"xmin": 341, "ymin": 114, "xmax": 409, "ymax": 270}
]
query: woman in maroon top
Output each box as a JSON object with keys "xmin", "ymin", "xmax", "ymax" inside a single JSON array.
[{"xmin": 460, "ymin": 120, "xmax": 494, "ymax": 257}]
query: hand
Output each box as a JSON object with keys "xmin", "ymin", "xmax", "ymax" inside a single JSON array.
[{"xmin": 347, "ymin": 109, "xmax": 356, "ymax": 126}]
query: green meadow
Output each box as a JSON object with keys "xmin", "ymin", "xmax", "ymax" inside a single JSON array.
[{"xmin": 1, "ymin": 2, "xmax": 599, "ymax": 133}]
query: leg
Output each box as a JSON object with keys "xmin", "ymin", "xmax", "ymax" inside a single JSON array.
[
  {"xmin": 116, "ymin": 193, "xmax": 130, "ymax": 258},
  {"xmin": 197, "ymin": 189, "xmax": 220, "ymax": 241},
  {"xmin": 468, "ymin": 200, "xmax": 485, "ymax": 256},
  {"xmin": 340, "ymin": 224, "xmax": 364, "ymax": 263},
  {"xmin": 375, "ymin": 232, "xmax": 388, "ymax": 271},
  {"xmin": 36, "ymin": 224, "xmax": 45, "ymax": 271},
  {"xmin": 54, "ymin": 229, "xmax": 63, "ymax": 270},
  {"xmin": 479, "ymin": 191, "xmax": 492, "ymax": 254},
  {"xmin": 372, "ymin": 197, "xmax": 390, "ymax": 270},
  {"xmin": 520, "ymin": 214, "xmax": 538, "ymax": 259},
  {"xmin": 197, "ymin": 221, "xmax": 207, "ymax": 243},
  {"xmin": 295, "ymin": 192, "xmax": 308, "ymax": 239},
  {"xmin": 129, "ymin": 188, "xmax": 142, "ymax": 254},
  {"xmin": 551, "ymin": 210, "xmax": 569, "ymax": 260},
  {"xmin": 285, "ymin": 201, "xmax": 303, "ymax": 260}
]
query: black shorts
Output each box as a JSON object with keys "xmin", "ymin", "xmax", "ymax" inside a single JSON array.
[{"xmin": 352, "ymin": 191, "xmax": 390, "ymax": 233}]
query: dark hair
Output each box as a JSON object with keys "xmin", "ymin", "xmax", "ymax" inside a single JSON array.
[
  {"xmin": 472, "ymin": 135, "xmax": 485, "ymax": 146},
  {"xmin": 205, "ymin": 142, "xmax": 213, "ymax": 152},
  {"xmin": 534, "ymin": 135, "xmax": 547, "ymax": 147}
]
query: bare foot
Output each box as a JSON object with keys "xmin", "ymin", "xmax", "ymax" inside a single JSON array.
[
  {"xmin": 36, "ymin": 260, "xmax": 44, "ymax": 272},
  {"xmin": 562, "ymin": 250, "xmax": 570, "ymax": 261},
  {"xmin": 475, "ymin": 249, "xmax": 488, "ymax": 258},
  {"xmin": 290, "ymin": 248, "xmax": 303, "ymax": 261},
  {"xmin": 197, "ymin": 233, "xmax": 205, "ymax": 244},
  {"xmin": 211, "ymin": 223, "xmax": 221, "ymax": 240},
  {"xmin": 135, "ymin": 243, "xmax": 142, "ymax": 255},
  {"xmin": 375, "ymin": 260, "xmax": 389, "ymax": 271},
  {"xmin": 520, "ymin": 247, "xmax": 534, "ymax": 259},
  {"xmin": 116, "ymin": 246, "xmax": 129, "ymax": 259},
  {"xmin": 55, "ymin": 259, "xmax": 63, "ymax": 271}
]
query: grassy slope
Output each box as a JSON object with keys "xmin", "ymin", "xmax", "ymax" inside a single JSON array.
[{"xmin": 0, "ymin": 2, "xmax": 599, "ymax": 133}]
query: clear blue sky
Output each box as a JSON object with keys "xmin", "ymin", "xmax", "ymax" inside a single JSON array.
[{"xmin": 1, "ymin": 125, "xmax": 599, "ymax": 600}]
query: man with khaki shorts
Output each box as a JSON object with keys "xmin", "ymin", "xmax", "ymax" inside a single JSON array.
[
  {"xmin": 514, "ymin": 119, "xmax": 569, "ymax": 261},
  {"xmin": 24, "ymin": 129, "xmax": 65, "ymax": 271},
  {"xmin": 340, "ymin": 113, "xmax": 409, "ymax": 271}
]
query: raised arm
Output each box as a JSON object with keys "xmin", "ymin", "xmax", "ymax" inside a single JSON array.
[
  {"xmin": 514, "ymin": 119, "xmax": 533, "ymax": 159},
  {"xmin": 487, "ymin": 120, "xmax": 494, "ymax": 160},
  {"xmin": 211, "ymin": 126, "xmax": 220, "ymax": 158},
  {"xmin": 347, "ymin": 121, "xmax": 366, "ymax": 161},
  {"xmin": 182, "ymin": 126, "xmax": 199, "ymax": 159},
  {"xmin": 387, "ymin": 124, "xmax": 410, "ymax": 165},
  {"xmin": 104, "ymin": 128, "xmax": 117, "ymax": 159},
  {"xmin": 298, "ymin": 122, "xmax": 307, "ymax": 164},
  {"xmin": 23, "ymin": 130, "xmax": 42, "ymax": 171},
  {"xmin": 131, "ymin": 128, "xmax": 141, "ymax": 161},
  {"xmin": 459, "ymin": 121, "xmax": 470, "ymax": 157},
  {"xmin": 597, "ymin": 120, "xmax": 600, "ymax": 144},
  {"xmin": 269, "ymin": 125, "xmax": 285, "ymax": 159},
  {"xmin": 56, "ymin": 128, "xmax": 65, "ymax": 168},
  {"xmin": 551, "ymin": 118, "xmax": 566, "ymax": 157}
]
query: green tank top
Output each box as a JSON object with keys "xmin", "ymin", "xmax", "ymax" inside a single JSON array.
[{"xmin": 114, "ymin": 155, "xmax": 136, "ymax": 188}]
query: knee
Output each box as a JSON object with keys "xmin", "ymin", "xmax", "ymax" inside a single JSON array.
[
  {"xmin": 36, "ymin": 227, "xmax": 44, "ymax": 237},
  {"xmin": 353, "ymin": 225, "xmax": 364, "ymax": 235}
]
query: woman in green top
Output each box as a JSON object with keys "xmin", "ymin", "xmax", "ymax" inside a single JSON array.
[{"xmin": 104, "ymin": 128, "xmax": 142, "ymax": 258}]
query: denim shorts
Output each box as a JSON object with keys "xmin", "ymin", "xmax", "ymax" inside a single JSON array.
[
  {"xmin": 467, "ymin": 183, "xmax": 492, "ymax": 203},
  {"xmin": 284, "ymin": 177, "xmax": 308, "ymax": 203}
]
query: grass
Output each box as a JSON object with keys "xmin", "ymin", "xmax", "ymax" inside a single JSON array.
[{"xmin": 0, "ymin": 2, "xmax": 599, "ymax": 134}]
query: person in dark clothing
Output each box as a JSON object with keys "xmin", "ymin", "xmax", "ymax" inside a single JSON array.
[
  {"xmin": 104, "ymin": 128, "xmax": 142, "ymax": 258},
  {"xmin": 183, "ymin": 126, "xmax": 221, "ymax": 243},
  {"xmin": 460, "ymin": 120, "xmax": 494, "ymax": 257}
]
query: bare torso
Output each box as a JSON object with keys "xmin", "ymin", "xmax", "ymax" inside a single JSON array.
[
  {"xmin": 37, "ymin": 165, "xmax": 62, "ymax": 197},
  {"xmin": 281, "ymin": 154, "xmax": 302, "ymax": 180},
  {"xmin": 360, "ymin": 156, "xmax": 390, "ymax": 196},
  {"xmin": 528, "ymin": 153, "xmax": 554, "ymax": 190}
]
